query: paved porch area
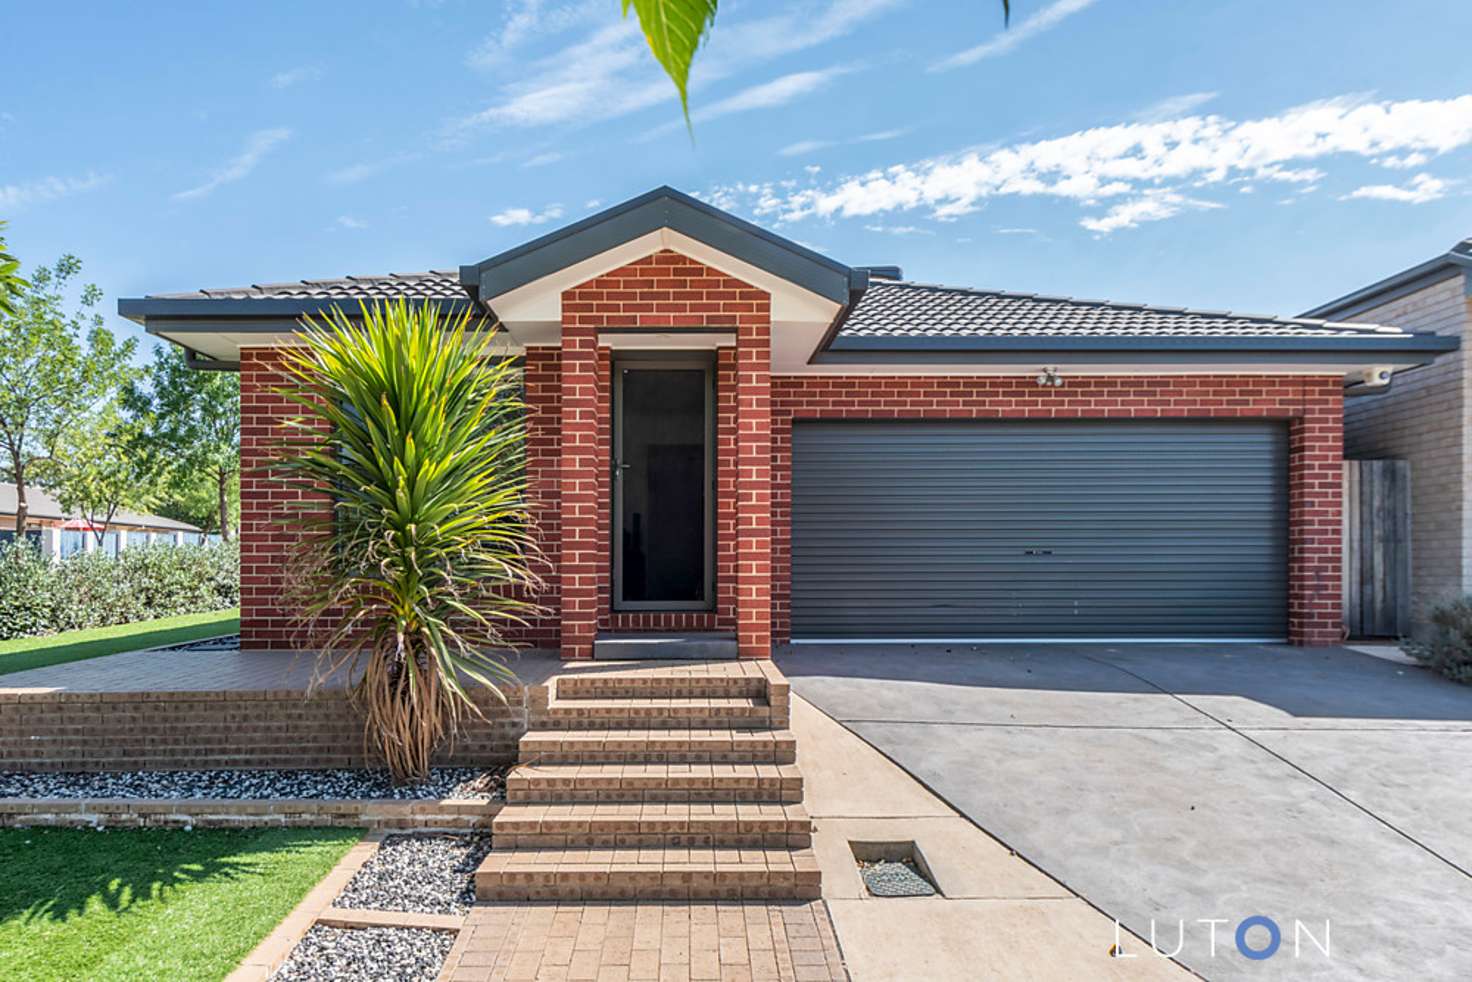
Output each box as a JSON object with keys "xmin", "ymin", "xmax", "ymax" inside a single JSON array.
[
  {"xmin": 0, "ymin": 645, "xmax": 565, "ymax": 693},
  {"xmin": 778, "ymin": 642, "xmax": 1472, "ymax": 981}
]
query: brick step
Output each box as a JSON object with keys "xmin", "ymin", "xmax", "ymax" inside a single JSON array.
[
  {"xmin": 517, "ymin": 728, "xmax": 796, "ymax": 765},
  {"xmin": 474, "ymin": 845, "xmax": 821, "ymax": 901},
  {"xmin": 505, "ymin": 763, "xmax": 802, "ymax": 804},
  {"xmin": 554, "ymin": 673, "xmax": 767, "ymax": 701},
  {"xmin": 540, "ymin": 696, "xmax": 781, "ymax": 730},
  {"xmin": 491, "ymin": 802, "xmax": 811, "ymax": 848}
]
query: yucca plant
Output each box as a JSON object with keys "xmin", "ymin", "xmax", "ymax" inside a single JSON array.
[{"xmin": 273, "ymin": 299, "xmax": 542, "ymax": 782}]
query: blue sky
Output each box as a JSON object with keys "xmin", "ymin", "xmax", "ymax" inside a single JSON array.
[{"xmin": 4, "ymin": 0, "xmax": 1471, "ymax": 358}]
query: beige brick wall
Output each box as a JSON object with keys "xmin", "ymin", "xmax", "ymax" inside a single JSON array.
[{"xmin": 1341, "ymin": 273, "xmax": 1471, "ymax": 633}]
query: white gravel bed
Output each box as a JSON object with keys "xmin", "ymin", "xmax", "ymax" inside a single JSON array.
[
  {"xmin": 335, "ymin": 833, "xmax": 492, "ymax": 915},
  {"xmin": 271, "ymin": 925, "xmax": 454, "ymax": 982},
  {"xmin": 0, "ymin": 768, "xmax": 505, "ymax": 801}
]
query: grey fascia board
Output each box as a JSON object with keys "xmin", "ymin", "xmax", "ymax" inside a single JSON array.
[
  {"xmin": 827, "ymin": 334, "xmax": 1459, "ymax": 354},
  {"xmin": 1301, "ymin": 250, "xmax": 1471, "ymax": 320},
  {"xmin": 462, "ymin": 186, "xmax": 858, "ymax": 305},
  {"xmin": 118, "ymin": 296, "xmax": 477, "ymax": 323}
]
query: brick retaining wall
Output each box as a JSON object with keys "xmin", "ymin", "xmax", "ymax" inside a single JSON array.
[
  {"xmin": 0, "ymin": 686, "xmax": 533, "ymax": 772},
  {"xmin": 0, "ymin": 796, "xmax": 502, "ymax": 830}
]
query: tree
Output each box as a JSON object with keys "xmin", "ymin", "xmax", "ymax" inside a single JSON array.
[
  {"xmin": 52, "ymin": 411, "xmax": 160, "ymax": 546},
  {"xmin": 0, "ymin": 256, "xmax": 135, "ymax": 535},
  {"xmin": 127, "ymin": 345, "xmax": 240, "ymax": 540},
  {"xmin": 624, "ymin": 1, "xmax": 1009, "ymax": 125},
  {"xmin": 0, "ymin": 222, "xmax": 25, "ymax": 318},
  {"xmin": 274, "ymin": 300, "xmax": 542, "ymax": 782}
]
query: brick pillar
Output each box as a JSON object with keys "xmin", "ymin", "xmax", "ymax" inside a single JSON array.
[
  {"xmin": 735, "ymin": 317, "xmax": 773, "ymax": 658},
  {"xmin": 559, "ymin": 324, "xmax": 600, "ymax": 659},
  {"xmin": 1288, "ymin": 380, "xmax": 1344, "ymax": 646},
  {"xmin": 715, "ymin": 346, "xmax": 739, "ymax": 631}
]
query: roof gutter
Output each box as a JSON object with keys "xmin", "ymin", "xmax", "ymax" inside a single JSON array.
[
  {"xmin": 825, "ymin": 334, "xmax": 1459, "ymax": 354},
  {"xmin": 118, "ymin": 296, "xmax": 480, "ymax": 324}
]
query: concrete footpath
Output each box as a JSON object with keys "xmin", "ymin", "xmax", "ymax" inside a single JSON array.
[{"xmin": 791, "ymin": 695, "xmax": 1189, "ymax": 981}]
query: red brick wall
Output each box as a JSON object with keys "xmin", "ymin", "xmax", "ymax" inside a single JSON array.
[
  {"xmin": 769, "ymin": 374, "xmax": 1344, "ymax": 647},
  {"xmin": 236, "ymin": 277, "xmax": 1342, "ymax": 653},
  {"xmin": 559, "ymin": 250, "xmax": 771, "ymax": 656},
  {"xmin": 519, "ymin": 347, "xmax": 563, "ymax": 649},
  {"xmin": 239, "ymin": 347, "xmax": 330, "ymax": 649}
]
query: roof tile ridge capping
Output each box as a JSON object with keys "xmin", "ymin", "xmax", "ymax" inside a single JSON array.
[{"xmin": 871, "ymin": 278, "xmax": 1410, "ymax": 336}]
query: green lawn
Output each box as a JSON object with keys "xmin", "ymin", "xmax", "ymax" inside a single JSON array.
[
  {"xmin": 0, "ymin": 826, "xmax": 360, "ymax": 982},
  {"xmin": 0, "ymin": 608, "xmax": 240, "ymax": 676}
]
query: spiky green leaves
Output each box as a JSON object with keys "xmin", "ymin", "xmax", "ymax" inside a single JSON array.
[{"xmin": 273, "ymin": 301, "xmax": 542, "ymax": 782}]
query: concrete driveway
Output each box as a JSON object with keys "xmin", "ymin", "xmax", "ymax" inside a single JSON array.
[{"xmin": 776, "ymin": 643, "xmax": 1472, "ymax": 981}]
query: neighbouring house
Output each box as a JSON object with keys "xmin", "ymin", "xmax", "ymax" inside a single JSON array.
[
  {"xmin": 1304, "ymin": 237, "xmax": 1472, "ymax": 634},
  {"xmin": 120, "ymin": 188, "xmax": 1457, "ymax": 657},
  {"xmin": 0, "ymin": 481, "xmax": 205, "ymax": 556}
]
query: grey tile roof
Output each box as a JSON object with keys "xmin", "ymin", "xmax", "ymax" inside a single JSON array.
[
  {"xmin": 0, "ymin": 483, "xmax": 200, "ymax": 531},
  {"xmin": 153, "ymin": 270, "xmax": 466, "ymax": 302},
  {"xmin": 146, "ymin": 266, "xmax": 1414, "ymax": 342},
  {"xmin": 839, "ymin": 279, "xmax": 1411, "ymax": 341}
]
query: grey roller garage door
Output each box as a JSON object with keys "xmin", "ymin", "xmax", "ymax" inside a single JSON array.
[{"xmin": 790, "ymin": 420, "xmax": 1289, "ymax": 640}]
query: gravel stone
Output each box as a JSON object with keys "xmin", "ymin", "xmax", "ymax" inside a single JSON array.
[
  {"xmin": 335, "ymin": 833, "xmax": 492, "ymax": 915},
  {"xmin": 0, "ymin": 768, "xmax": 505, "ymax": 801},
  {"xmin": 271, "ymin": 925, "xmax": 453, "ymax": 982},
  {"xmin": 859, "ymin": 858, "xmax": 937, "ymax": 897}
]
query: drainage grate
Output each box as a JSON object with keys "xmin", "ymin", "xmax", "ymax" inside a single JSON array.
[
  {"xmin": 850, "ymin": 840, "xmax": 941, "ymax": 897},
  {"xmin": 859, "ymin": 858, "xmax": 937, "ymax": 897}
]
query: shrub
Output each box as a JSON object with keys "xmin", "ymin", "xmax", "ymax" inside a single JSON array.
[
  {"xmin": 0, "ymin": 540, "xmax": 239, "ymax": 640},
  {"xmin": 0, "ymin": 544, "xmax": 58, "ymax": 639},
  {"xmin": 1404, "ymin": 597, "xmax": 1472, "ymax": 685}
]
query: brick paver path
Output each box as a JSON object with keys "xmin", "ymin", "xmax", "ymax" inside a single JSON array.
[{"xmin": 439, "ymin": 901, "xmax": 847, "ymax": 982}]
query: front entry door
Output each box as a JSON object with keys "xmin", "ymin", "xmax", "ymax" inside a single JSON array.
[{"xmin": 613, "ymin": 361, "xmax": 713, "ymax": 610}]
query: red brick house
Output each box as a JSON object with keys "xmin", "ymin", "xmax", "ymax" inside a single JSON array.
[{"xmin": 121, "ymin": 188, "xmax": 1455, "ymax": 657}]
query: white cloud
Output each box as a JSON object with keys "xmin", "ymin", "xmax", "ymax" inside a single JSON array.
[
  {"xmin": 1079, "ymin": 190, "xmax": 1222, "ymax": 234},
  {"xmin": 490, "ymin": 204, "xmax": 565, "ymax": 226},
  {"xmin": 326, "ymin": 152, "xmax": 421, "ymax": 185},
  {"xmin": 864, "ymin": 224, "xmax": 933, "ymax": 236},
  {"xmin": 173, "ymin": 128, "xmax": 290, "ymax": 201},
  {"xmin": 804, "ymin": 165, "xmax": 822, "ymax": 175},
  {"xmin": 781, "ymin": 127, "xmax": 910, "ymax": 158},
  {"xmin": 0, "ymin": 172, "xmax": 110, "ymax": 211},
  {"xmin": 640, "ymin": 67, "xmax": 850, "ymax": 140},
  {"xmin": 855, "ymin": 128, "xmax": 908, "ymax": 143},
  {"xmin": 933, "ymin": 0, "xmax": 1097, "ymax": 71},
  {"xmin": 271, "ymin": 66, "xmax": 323, "ymax": 89},
  {"xmin": 995, "ymin": 226, "xmax": 1041, "ymax": 235},
  {"xmin": 1376, "ymin": 151, "xmax": 1430, "ymax": 170},
  {"xmin": 1133, "ymin": 91, "xmax": 1218, "ymax": 123},
  {"xmin": 455, "ymin": 0, "xmax": 900, "ymax": 133},
  {"xmin": 584, "ymin": 198, "xmax": 603, "ymax": 209},
  {"xmin": 1341, "ymin": 172, "xmax": 1450, "ymax": 204},
  {"xmin": 522, "ymin": 151, "xmax": 566, "ymax": 167},
  {"xmin": 780, "ymin": 139, "xmax": 838, "ymax": 157},
  {"xmin": 335, "ymin": 215, "xmax": 368, "ymax": 230},
  {"xmin": 708, "ymin": 94, "xmax": 1472, "ymax": 234},
  {"xmin": 466, "ymin": 0, "xmax": 606, "ymax": 68}
]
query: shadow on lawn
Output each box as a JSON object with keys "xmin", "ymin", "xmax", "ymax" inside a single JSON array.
[{"xmin": 0, "ymin": 827, "xmax": 334, "ymax": 925}]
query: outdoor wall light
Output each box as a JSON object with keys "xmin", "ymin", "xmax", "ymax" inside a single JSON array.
[{"xmin": 1036, "ymin": 366, "xmax": 1064, "ymax": 387}]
